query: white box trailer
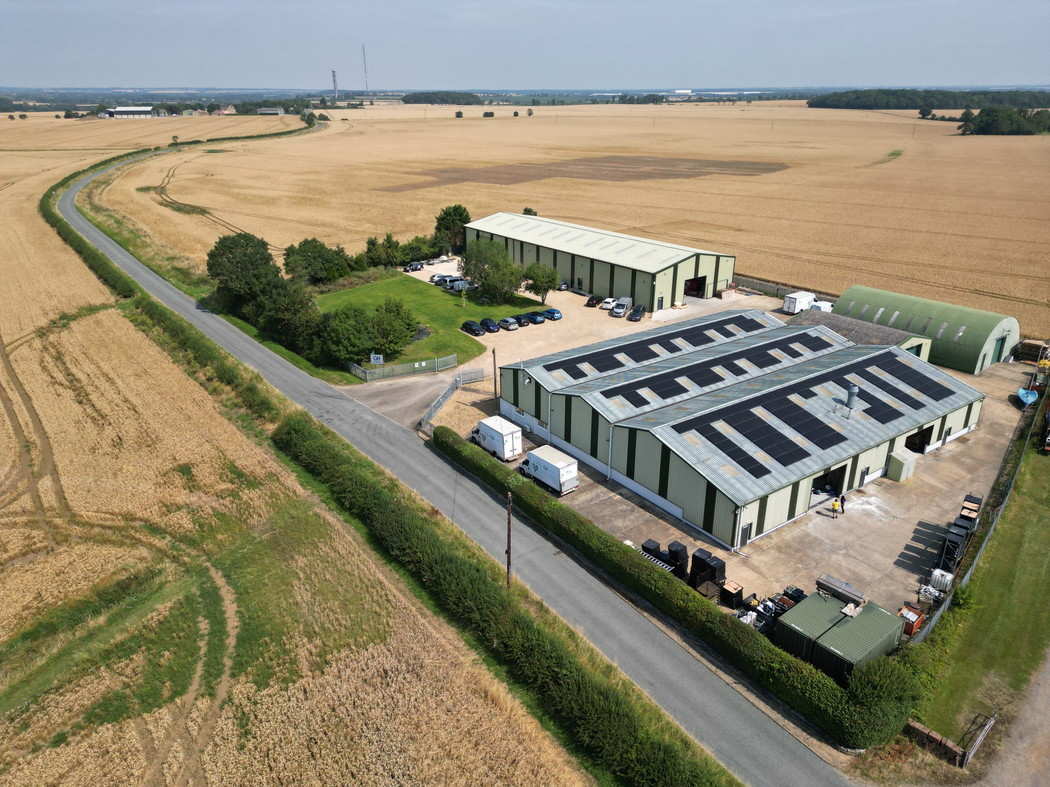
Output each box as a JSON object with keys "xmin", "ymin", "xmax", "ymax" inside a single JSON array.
[
  {"xmin": 470, "ymin": 416, "xmax": 523, "ymax": 461},
  {"xmin": 519, "ymin": 445, "xmax": 579, "ymax": 495},
  {"xmin": 810, "ymin": 300, "xmax": 834, "ymax": 312},
  {"xmin": 783, "ymin": 291, "xmax": 816, "ymax": 314}
]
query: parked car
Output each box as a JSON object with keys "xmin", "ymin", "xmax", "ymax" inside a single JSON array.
[
  {"xmin": 442, "ymin": 277, "xmax": 465, "ymax": 289},
  {"xmin": 610, "ymin": 297, "xmax": 632, "ymax": 318},
  {"xmin": 511, "ymin": 314, "xmax": 530, "ymax": 327},
  {"xmin": 627, "ymin": 304, "xmax": 646, "ymax": 322},
  {"xmin": 585, "ymin": 295, "xmax": 602, "ymax": 308},
  {"xmin": 497, "ymin": 317, "xmax": 519, "ymax": 331},
  {"xmin": 542, "ymin": 308, "xmax": 562, "ymax": 321},
  {"xmin": 403, "ymin": 261, "xmax": 424, "ymax": 272},
  {"xmin": 557, "ymin": 281, "xmax": 569, "ymax": 291},
  {"xmin": 432, "ymin": 273, "xmax": 451, "ymax": 284},
  {"xmin": 599, "ymin": 297, "xmax": 617, "ymax": 310},
  {"xmin": 525, "ymin": 311, "xmax": 546, "ymax": 324},
  {"xmin": 461, "ymin": 320, "xmax": 485, "ymax": 336},
  {"xmin": 480, "ymin": 318, "xmax": 500, "ymax": 333}
]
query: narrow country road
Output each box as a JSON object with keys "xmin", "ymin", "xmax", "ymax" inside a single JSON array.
[{"xmin": 59, "ymin": 159, "xmax": 851, "ymax": 787}]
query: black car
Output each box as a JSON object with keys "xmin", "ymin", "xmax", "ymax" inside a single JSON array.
[
  {"xmin": 585, "ymin": 295, "xmax": 602, "ymax": 308},
  {"xmin": 461, "ymin": 320, "xmax": 485, "ymax": 336},
  {"xmin": 403, "ymin": 261, "xmax": 424, "ymax": 272},
  {"xmin": 511, "ymin": 314, "xmax": 530, "ymax": 327},
  {"xmin": 480, "ymin": 318, "xmax": 500, "ymax": 333},
  {"xmin": 627, "ymin": 304, "xmax": 646, "ymax": 321}
]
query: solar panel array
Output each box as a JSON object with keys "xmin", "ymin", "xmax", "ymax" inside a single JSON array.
[
  {"xmin": 542, "ymin": 313, "xmax": 767, "ymax": 381},
  {"xmin": 600, "ymin": 330, "xmax": 837, "ymax": 409},
  {"xmin": 671, "ymin": 350, "xmax": 955, "ymax": 479}
]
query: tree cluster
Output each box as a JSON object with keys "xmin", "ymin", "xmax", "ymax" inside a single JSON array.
[
  {"xmin": 617, "ymin": 94, "xmax": 664, "ymax": 104},
  {"xmin": 401, "ymin": 91, "xmax": 483, "ymax": 105},
  {"xmin": 959, "ymin": 106, "xmax": 1050, "ymax": 135},
  {"xmin": 459, "ymin": 240, "xmax": 562, "ymax": 304},
  {"xmin": 808, "ymin": 88, "xmax": 1050, "ymax": 110},
  {"xmin": 206, "ymin": 233, "xmax": 419, "ymax": 366}
]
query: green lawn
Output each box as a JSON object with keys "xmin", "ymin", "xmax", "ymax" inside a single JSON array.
[
  {"xmin": 316, "ymin": 275, "xmax": 544, "ymax": 366},
  {"xmin": 923, "ymin": 438, "xmax": 1050, "ymax": 738}
]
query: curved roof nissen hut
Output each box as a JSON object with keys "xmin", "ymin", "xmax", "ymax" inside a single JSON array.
[{"xmin": 832, "ymin": 286, "xmax": 1020, "ymax": 374}]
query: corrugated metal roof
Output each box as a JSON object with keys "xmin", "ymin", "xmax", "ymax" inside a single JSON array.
[
  {"xmin": 787, "ymin": 310, "xmax": 920, "ymax": 346},
  {"xmin": 507, "ymin": 309, "xmax": 782, "ymax": 392},
  {"xmin": 621, "ymin": 345, "xmax": 983, "ymax": 505},
  {"xmin": 815, "ymin": 601, "xmax": 904, "ymax": 665},
  {"xmin": 562, "ymin": 325, "xmax": 852, "ymax": 422},
  {"xmin": 833, "ymin": 285, "xmax": 1019, "ymax": 371},
  {"xmin": 777, "ymin": 594, "xmax": 847, "ymax": 640},
  {"xmin": 467, "ymin": 212, "xmax": 731, "ymax": 275}
]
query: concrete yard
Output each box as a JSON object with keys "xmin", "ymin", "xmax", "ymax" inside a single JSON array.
[{"xmin": 371, "ymin": 278, "xmax": 1029, "ymax": 613}]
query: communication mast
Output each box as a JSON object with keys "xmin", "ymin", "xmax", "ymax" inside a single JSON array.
[
  {"xmin": 331, "ymin": 70, "xmax": 338, "ymax": 103},
  {"xmin": 362, "ymin": 45, "xmax": 370, "ymax": 98}
]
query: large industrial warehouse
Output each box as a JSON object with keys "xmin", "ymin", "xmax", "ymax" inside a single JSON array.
[
  {"xmin": 832, "ymin": 285, "xmax": 1020, "ymax": 374},
  {"xmin": 465, "ymin": 213, "xmax": 736, "ymax": 311},
  {"xmin": 499, "ymin": 310, "xmax": 985, "ymax": 549}
]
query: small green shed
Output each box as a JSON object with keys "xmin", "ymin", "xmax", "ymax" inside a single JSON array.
[
  {"xmin": 833, "ymin": 286, "xmax": 1020, "ymax": 374},
  {"xmin": 774, "ymin": 594, "xmax": 904, "ymax": 683}
]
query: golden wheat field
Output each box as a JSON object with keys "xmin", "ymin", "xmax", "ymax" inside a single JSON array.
[
  {"xmin": 99, "ymin": 101, "xmax": 1049, "ymax": 335},
  {"xmin": 0, "ymin": 114, "xmax": 589, "ymax": 784}
]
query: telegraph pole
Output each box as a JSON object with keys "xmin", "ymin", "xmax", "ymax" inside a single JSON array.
[
  {"xmin": 492, "ymin": 348, "xmax": 498, "ymax": 400},
  {"xmin": 506, "ymin": 491, "xmax": 512, "ymax": 588}
]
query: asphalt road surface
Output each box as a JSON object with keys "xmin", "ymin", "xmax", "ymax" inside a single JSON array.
[{"xmin": 60, "ymin": 159, "xmax": 851, "ymax": 787}]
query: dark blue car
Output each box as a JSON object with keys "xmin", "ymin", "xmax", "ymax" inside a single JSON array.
[
  {"xmin": 480, "ymin": 318, "xmax": 500, "ymax": 333},
  {"xmin": 525, "ymin": 311, "xmax": 546, "ymax": 324}
]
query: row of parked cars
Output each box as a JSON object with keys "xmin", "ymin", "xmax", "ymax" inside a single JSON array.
[
  {"xmin": 461, "ymin": 308, "xmax": 562, "ymax": 336},
  {"xmin": 584, "ymin": 295, "xmax": 645, "ymax": 321}
]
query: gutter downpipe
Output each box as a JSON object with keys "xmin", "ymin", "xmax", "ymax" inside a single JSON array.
[{"xmin": 606, "ymin": 423, "xmax": 614, "ymax": 481}]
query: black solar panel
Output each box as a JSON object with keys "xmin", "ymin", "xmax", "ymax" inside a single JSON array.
[
  {"xmin": 724, "ymin": 411, "xmax": 809, "ymax": 466},
  {"xmin": 698, "ymin": 424, "xmax": 771, "ymax": 478},
  {"xmin": 601, "ymin": 329, "xmax": 839, "ymax": 405},
  {"xmin": 771, "ymin": 401, "xmax": 847, "ymax": 450},
  {"xmin": 590, "ymin": 355, "xmax": 623, "ymax": 373},
  {"xmin": 622, "ymin": 390, "xmax": 648, "ymax": 407},
  {"xmin": 624, "ymin": 345, "xmax": 658, "ymax": 363},
  {"xmin": 879, "ymin": 358, "xmax": 953, "ymax": 401},
  {"xmin": 855, "ymin": 389, "xmax": 902, "ymax": 424},
  {"xmin": 855, "ymin": 369, "xmax": 923, "ymax": 409}
]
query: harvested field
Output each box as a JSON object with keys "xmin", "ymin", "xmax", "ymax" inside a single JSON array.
[
  {"xmin": 99, "ymin": 101, "xmax": 1049, "ymax": 335},
  {"xmin": 0, "ymin": 116, "xmax": 592, "ymax": 783}
]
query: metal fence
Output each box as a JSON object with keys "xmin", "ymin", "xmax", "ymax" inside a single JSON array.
[
  {"xmin": 912, "ymin": 396, "xmax": 1043, "ymax": 644},
  {"xmin": 418, "ymin": 367, "xmax": 488, "ymax": 435},
  {"xmin": 347, "ymin": 354, "xmax": 458, "ymax": 382}
]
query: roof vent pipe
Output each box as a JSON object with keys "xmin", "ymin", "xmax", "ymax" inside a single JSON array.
[{"xmin": 846, "ymin": 384, "xmax": 859, "ymax": 410}]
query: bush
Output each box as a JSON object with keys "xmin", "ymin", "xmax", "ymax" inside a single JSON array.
[{"xmin": 432, "ymin": 426, "xmax": 918, "ymax": 748}]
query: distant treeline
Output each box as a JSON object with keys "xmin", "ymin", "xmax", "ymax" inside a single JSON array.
[
  {"xmin": 809, "ymin": 89, "xmax": 1050, "ymax": 110},
  {"xmin": 402, "ymin": 91, "xmax": 483, "ymax": 105}
]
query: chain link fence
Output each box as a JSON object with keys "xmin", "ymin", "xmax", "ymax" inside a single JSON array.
[{"xmin": 347, "ymin": 354, "xmax": 458, "ymax": 382}]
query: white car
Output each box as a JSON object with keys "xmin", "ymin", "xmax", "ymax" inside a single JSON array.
[{"xmin": 599, "ymin": 297, "xmax": 617, "ymax": 310}]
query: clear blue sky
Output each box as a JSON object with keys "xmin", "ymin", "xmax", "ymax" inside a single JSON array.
[{"xmin": 3, "ymin": 0, "xmax": 1047, "ymax": 90}]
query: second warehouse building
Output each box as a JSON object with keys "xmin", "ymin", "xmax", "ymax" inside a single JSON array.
[{"xmin": 499, "ymin": 310, "xmax": 984, "ymax": 548}]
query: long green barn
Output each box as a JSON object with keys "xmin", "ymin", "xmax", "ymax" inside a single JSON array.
[{"xmin": 465, "ymin": 213, "xmax": 736, "ymax": 312}]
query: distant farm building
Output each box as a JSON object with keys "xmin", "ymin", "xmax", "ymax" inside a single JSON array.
[
  {"xmin": 499, "ymin": 310, "xmax": 984, "ymax": 549},
  {"xmin": 832, "ymin": 286, "xmax": 1020, "ymax": 374},
  {"xmin": 109, "ymin": 106, "xmax": 156, "ymax": 119},
  {"xmin": 257, "ymin": 107, "xmax": 286, "ymax": 116},
  {"xmin": 465, "ymin": 213, "xmax": 736, "ymax": 313}
]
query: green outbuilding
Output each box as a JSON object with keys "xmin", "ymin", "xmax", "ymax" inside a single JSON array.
[
  {"xmin": 832, "ymin": 286, "xmax": 1020, "ymax": 374},
  {"xmin": 774, "ymin": 594, "xmax": 904, "ymax": 683}
]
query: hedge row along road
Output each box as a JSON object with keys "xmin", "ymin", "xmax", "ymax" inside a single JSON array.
[{"xmin": 59, "ymin": 158, "xmax": 849, "ymax": 787}]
